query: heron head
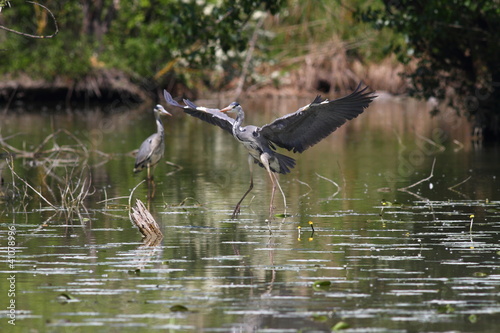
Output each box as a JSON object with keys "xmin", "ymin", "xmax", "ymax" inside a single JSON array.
[
  {"xmin": 154, "ymin": 104, "xmax": 172, "ymax": 116},
  {"xmin": 220, "ymin": 102, "xmax": 241, "ymax": 114}
]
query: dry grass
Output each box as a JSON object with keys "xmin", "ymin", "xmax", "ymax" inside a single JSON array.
[
  {"xmin": 5, "ymin": 156, "xmax": 93, "ymax": 223},
  {"xmin": 1, "ymin": 129, "xmax": 96, "ymax": 223},
  {"xmin": 222, "ymin": 40, "xmax": 409, "ymax": 101}
]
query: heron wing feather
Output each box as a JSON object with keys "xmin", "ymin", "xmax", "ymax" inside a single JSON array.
[
  {"xmin": 259, "ymin": 83, "xmax": 376, "ymax": 153},
  {"xmin": 163, "ymin": 90, "xmax": 234, "ymax": 134},
  {"xmin": 163, "ymin": 90, "xmax": 184, "ymax": 108},
  {"xmin": 134, "ymin": 135, "xmax": 156, "ymax": 168}
]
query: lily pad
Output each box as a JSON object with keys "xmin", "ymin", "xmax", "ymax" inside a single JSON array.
[
  {"xmin": 170, "ymin": 304, "xmax": 189, "ymax": 312},
  {"xmin": 313, "ymin": 280, "xmax": 332, "ymax": 291},
  {"xmin": 332, "ymin": 321, "xmax": 350, "ymax": 331}
]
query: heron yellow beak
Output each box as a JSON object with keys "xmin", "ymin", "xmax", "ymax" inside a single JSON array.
[{"xmin": 219, "ymin": 106, "xmax": 232, "ymax": 113}]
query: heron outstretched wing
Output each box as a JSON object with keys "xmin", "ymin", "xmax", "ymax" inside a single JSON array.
[
  {"xmin": 258, "ymin": 83, "xmax": 376, "ymax": 153},
  {"xmin": 163, "ymin": 90, "xmax": 235, "ymax": 134},
  {"xmin": 163, "ymin": 90, "xmax": 185, "ymax": 108}
]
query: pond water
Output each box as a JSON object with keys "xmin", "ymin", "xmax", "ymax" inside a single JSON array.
[{"xmin": 1, "ymin": 94, "xmax": 500, "ymax": 332}]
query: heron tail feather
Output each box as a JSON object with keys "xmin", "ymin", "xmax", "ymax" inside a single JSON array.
[
  {"xmin": 274, "ymin": 152, "xmax": 296, "ymax": 174},
  {"xmin": 257, "ymin": 152, "xmax": 295, "ymax": 174}
]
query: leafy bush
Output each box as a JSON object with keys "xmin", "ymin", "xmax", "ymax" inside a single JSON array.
[{"xmin": 0, "ymin": 0, "xmax": 283, "ymax": 84}]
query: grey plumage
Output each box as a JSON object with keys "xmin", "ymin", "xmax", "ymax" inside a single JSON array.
[
  {"xmin": 133, "ymin": 104, "xmax": 172, "ymax": 179},
  {"xmin": 164, "ymin": 83, "xmax": 376, "ymax": 217},
  {"xmin": 259, "ymin": 83, "xmax": 374, "ymax": 153}
]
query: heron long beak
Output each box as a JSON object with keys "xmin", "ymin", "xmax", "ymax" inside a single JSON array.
[
  {"xmin": 219, "ymin": 105, "xmax": 233, "ymax": 113},
  {"xmin": 156, "ymin": 105, "xmax": 172, "ymax": 116}
]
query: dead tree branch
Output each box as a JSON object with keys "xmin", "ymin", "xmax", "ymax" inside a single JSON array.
[{"xmin": 0, "ymin": 1, "xmax": 59, "ymax": 39}]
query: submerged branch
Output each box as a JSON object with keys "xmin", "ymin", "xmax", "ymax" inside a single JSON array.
[
  {"xmin": 295, "ymin": 178, "xmax": 312, "ymax": 199},
  {"xmin": 398, "ymin": 158, "xmax": 436, "ymax": 192},
  {"xmin": 448, "ymin": 175, "xmax": 472, "ymax": 199},
  {"xmin": 316, "ymin": 172, "xmax": 341, "ymax": 200},
  {"xmin": 398, "ymin": 158, "xmax": 436, "ymax": 201},
  {"xmin": 164, "ymin": 160, "xmax": 183, "ymax": 177},
  {"xmin": 448, "ymin": 175, "xmax": 472, "ymax": 191},
  {"xmin": 416, "ymin": 133, "xmax": 445, "ymax": 153}
]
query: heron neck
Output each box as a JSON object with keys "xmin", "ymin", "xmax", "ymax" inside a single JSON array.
[
  {"xmin": 155, "ymin": 113, "xmax": 164, "ymax": 136},
  {"xmin": 233, "ymin": 109, "xmax": 244, "ymax": 133}
]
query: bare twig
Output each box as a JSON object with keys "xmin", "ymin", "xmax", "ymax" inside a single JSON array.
[
  {"xmin": 33, "ymin": 129, "xmax": 88, "ymax": 157},
  {"xmin": 398, "ymin": 158, "xmax": 436, "ymax": 191},
  {"xmin": 0, "ymin": 1, "xmax": 59, "ymax": 38},
  {"xmin": 0, "ymin": 133, "xmax": 26, "ymax": 155},
  {"xmin": 448, "ymin": 175, "xmax": 472, "ymax": 191},
  {"xmin": 397, "ymin": 158, "xmax": 437, "ymax": 201},
  {"xmin": 448, "ymin": 175, "xmax": 472, "ymax": 199},
  {"xmin": 453, "ymin": 139, "xmax": 464, "ymax": 152},
  {"xmin": 97, "ymin": 195, "xmax": 131, "ymax": 204},
  {"xmin": 416, "ymin": 133, "xmax": 445, "ymax": 153},
  {"xmin": 316, "ymin": 172, "xmax": 341, "ymax": 200},
  {"xmin": 295, "ymin": 178, "xmax": 312, "ymax": 199},
  {"xmin": 164, "ymin": 160, "xmax": 183, "ymax": 177},
  {"xmin": 57, "ymin": 167, "xmax": 93, "ymax": 223},
  {"xmin": 1, "ymin": 128, "xmax": 88, "ymax": 161},
  {"xmin": 5, "ymin": 152, "xmax": 94, "ymax": 223},
  {"xmin": 128, "ymin": 180, "xmax": 146, "ymax": 217},
  {"xmin": 171, "ymin": 196, "xmax": 202, "ymax": 207},
  {"xmin": 6, "ymin": 158, "xmax": 58, "ymax": 210}
]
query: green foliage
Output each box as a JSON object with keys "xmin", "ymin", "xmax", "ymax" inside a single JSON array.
[
  {"xmin": 0, "ymin": 1, "xmax": 91, "ymax": 79},
  {"xmin": 0, "ymin": 1, "xmax": 11, "ymax": 11},
  {"xmin": 263, "ymin": 0, "xmax": 397, "ymax": 62},
  {"xmin": 357, "ymin": 0, "xmax": 500, "ymax": 140},
  {"xmin": 1, "ymin": 0, "xmax": 400, "ymax": 95},
  {"xmin": 0, "ymin": 0, "xmax": 283, "ymax": 82}
]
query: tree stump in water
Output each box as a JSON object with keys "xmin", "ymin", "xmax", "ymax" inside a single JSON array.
[{"xmin": 130, "ymin": 199, "xmax": 163, "ymax": 240}]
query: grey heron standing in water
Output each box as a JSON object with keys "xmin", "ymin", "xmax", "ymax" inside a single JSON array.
[
  {"xmin": 164, "ymin": 83, "xmax": 376, "ymax": 218},
  {"xmin": 133, "ymin": 104, "xmax": 172, "ymax": 180}
]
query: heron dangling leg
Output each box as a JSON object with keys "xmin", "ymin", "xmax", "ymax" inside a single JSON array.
[
  {"xmin": 231, "ymin": 154, "xmax": 254, "ymax": 218},
  {"xmin": 272, "ymin": 172, "xmax": 287, "ymax": 214},
  {"xmin": 260, "ymin": 154, "xmax": 277, "ymax": 216}
]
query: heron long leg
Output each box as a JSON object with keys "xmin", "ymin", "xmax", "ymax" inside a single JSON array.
[
  {"xmin": 260, "ymin": 154, "xmax": 277, "ymax": 216},
  {"xmin": 272, "ymin": 172, "xmax": 287, "ymax": 214},
  {"xmin": 232, "ymin": 154, "xmax": 254, "ymax": 218},
  {"xmin": 147, "ymin": 165, "xmax": 156, "ymax": 198},
  {"xmin": 150, "ymin": 179, "xmax": 156, "ymax": 198}
]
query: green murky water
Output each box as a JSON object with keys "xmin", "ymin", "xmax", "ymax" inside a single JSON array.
[{"xmin": 1, "ymin": 96, "xmax": 500, "ymax": 332}]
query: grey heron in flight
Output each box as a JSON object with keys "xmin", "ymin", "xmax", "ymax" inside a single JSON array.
[
  {"xmin": 133, "ymin": 104, "xmax": 172, "ymax": 180},
  {"xmin": 164, "ymin": 83, "xmax": 376, "ymax": 217}
]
